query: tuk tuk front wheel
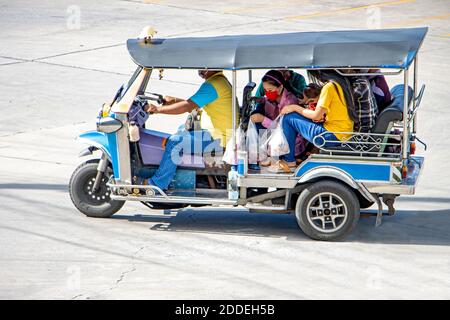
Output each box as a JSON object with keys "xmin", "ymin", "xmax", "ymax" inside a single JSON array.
[
  {"xmin": 69, "ymin": 162, "xmax": 124, "ymax": 218},
  {"xmin": 295, "ymin": 180, "xmax": 360, "ymax": 241}
]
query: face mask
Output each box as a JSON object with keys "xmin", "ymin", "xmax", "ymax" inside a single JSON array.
[
  {"xmin": 264, "ymin": 89, "xmax": 280, "ymax": 101},
  {"xmin": 308, "ymin": 102, "xmax": 317, "ymax": 110}
]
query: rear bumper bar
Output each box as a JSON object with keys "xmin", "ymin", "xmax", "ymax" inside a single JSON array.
[{"xmin": 364, "ymin": 156, "xmax": 424, "ymax": 195}]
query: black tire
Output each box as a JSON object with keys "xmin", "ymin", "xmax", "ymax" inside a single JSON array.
[
  {"xmin": 69, "ymin": 161, "xmax": 124, "ymax": 218},
  {"xmin": 357, "ymin": 191, "xmax": 374, "ymax": 209},
  {"xmin": 295, "ymin": 180, "xmax": 360, "ymax": 241}
]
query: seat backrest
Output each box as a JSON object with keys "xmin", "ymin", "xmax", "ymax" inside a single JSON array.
[
  {"xmin": 370, "ymin": 84, "xmax": 413, "ymax": 155},
  {"xmin": 372, "ymin": 84, "xmax": 413, "ymax": 134},
  {"xmin": 371, "ymin": 107, "xmax": 403, "ymax": 134},
  {"xmin": 389, "ymin": 84, "xmax": 414, "ymax": 112},
  {"xmin": 239, "ymin": 82, "xmax": 256, "ymax": 131}
]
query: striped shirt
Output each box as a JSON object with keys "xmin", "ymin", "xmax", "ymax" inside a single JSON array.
[{"xmin": 350, "ymin": 77, "xmax": 378, "ymax": 133}]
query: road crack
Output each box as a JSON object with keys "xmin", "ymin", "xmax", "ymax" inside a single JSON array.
[
  {"xmin": 80, "ymin": 245, "xmax": 148, "ymax": 299},
  {"xmin": 108, "ymin": 246, "xmax": 147, "ymax": 290}
]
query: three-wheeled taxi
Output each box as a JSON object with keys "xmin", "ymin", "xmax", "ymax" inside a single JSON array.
[{"xmin": 69, "ymin": 27, "xmax": 427, "ymax": 241}]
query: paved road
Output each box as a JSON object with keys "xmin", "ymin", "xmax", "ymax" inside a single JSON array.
[{"xmin": 0, "ymin": 0, "xmax": 449, "ymax": 299}]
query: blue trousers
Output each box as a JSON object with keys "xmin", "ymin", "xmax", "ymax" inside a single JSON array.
[
  {"xmin": 150, "ymin": 130, "xmax": 222, "ymax": 190},
  {"xmin": 282, "ymin": 113, "xmax": 338, "ymax": 162}
]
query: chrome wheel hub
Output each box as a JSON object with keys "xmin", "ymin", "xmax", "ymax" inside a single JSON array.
[
  {"xmin": 84, "ymin": 176, "xmax": 111, "ymax": 204},
  {"xmin": 306, "ymin": 192, "xmax": 348, "ymax": 233}
]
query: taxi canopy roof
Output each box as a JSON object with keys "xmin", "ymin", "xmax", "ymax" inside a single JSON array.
[{"xmin": 127, "ymin": 27, "xmax": 427, "ymax": 70}]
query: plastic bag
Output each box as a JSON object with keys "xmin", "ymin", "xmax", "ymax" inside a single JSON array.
[
  {"xmin": 266, "ymin": 116, "xmax": 290, "ymax": 157},
  {"xmin": 259, "ymin": 121, "xmax": 275, "ymax": 162},
  {"xmin": 246, "ymin": 121, "xmax": 259, "ymax": 164},
  {"xmin": 222, "ymin": 127, "xmax": 245, "ymax": 165}
]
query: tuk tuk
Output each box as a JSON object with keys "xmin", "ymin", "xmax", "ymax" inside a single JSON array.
[{"xmin": 69, "ymin": 27, "xmax": 428, "ymax": 241}]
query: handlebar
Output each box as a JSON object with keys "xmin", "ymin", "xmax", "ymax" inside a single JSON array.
[
  {"xmin": 138, "ymin": 93, "xmax": 166, "ymax": 105},
  {"xmin": 129, "ymin": 96, "xmax": 150, "ymax": 126},
  {"xmin": 249, "ymin": 96, "xmax": 265, "ymax": 104}
]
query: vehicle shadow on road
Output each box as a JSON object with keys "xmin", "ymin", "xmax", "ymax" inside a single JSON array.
[
  {"xmin": 113, "ymin": 206, "xmax": 450, "ymax": 246},
  {"xmin": 0, "ymin": 183, "xmax": 67, "ymax": 192},
  {"xmin": 115, "ymin": 208, "xmax": 311, "ymax": 240},
  {"xmin": 4, "ymin": 182, "xmax": 448, "ymax": 246}
]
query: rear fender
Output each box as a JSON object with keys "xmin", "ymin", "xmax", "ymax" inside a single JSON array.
[
  {"xmin": 297, "ymin": 166, "xmax": 375, "ymax": 203},
  {"xmin": 298, "ymin": 166, "xmax": 359, "ymax": 189}
]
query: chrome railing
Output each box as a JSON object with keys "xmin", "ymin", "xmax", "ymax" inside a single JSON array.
[{"xmin": 313, "ymin": 131, "xmax": 402, "ymax": 158}]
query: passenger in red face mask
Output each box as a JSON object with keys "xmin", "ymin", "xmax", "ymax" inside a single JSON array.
[{"xmin": 250, "ymin": 70, "xmax": 298, "ymax": 129}]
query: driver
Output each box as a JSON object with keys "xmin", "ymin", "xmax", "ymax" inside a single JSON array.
[{"xmin": 144, "ymin": 70, "xmax": 233, "ymax": 191}]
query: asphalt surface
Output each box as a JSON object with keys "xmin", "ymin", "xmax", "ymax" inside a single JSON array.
[{"xmin": 0, "ymin": 0, "xmax": 449, "ymax": 299}]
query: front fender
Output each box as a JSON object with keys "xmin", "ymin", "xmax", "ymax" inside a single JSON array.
[
  {"xmin": 78, "ymin": 131, "xmax": 112, "ymax": 160},
  {"xmin": 77, "ymin": 131, "xmax": 121, "ymax": 178}
]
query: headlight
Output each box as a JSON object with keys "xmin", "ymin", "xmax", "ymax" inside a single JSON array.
[{"xmin": 101, "ymin": 103, "xmax": 111, "ymax": 117}]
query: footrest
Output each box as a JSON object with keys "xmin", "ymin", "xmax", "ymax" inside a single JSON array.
[{"xmin": 246, "ymin": 203, "xmax": 289, "ymax": 212}]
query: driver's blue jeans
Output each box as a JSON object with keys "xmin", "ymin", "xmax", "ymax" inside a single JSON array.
[{"xmin": 149, "ymin": 130, "xmax": 222, "ymax": 190}]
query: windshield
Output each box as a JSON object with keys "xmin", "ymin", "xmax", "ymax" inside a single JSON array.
[{"xmin": 112, "ymin": 66, "xmax": 143, "ymax": 104}]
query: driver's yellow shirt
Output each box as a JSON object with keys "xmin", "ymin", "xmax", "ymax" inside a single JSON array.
[{"xmin": 189, "ymin": 72, "xmax": 238, "ymax": 147}]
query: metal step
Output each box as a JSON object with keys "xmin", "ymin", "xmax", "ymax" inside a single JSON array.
[
  {"xmin": 111, "ymin": 193, "xmax": 237, "ymax": 206},
  {"xmin": 245, "ymin": 202, "xmax": 291, "ymax": 213}
]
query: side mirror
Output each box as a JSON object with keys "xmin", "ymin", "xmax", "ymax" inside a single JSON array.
[{"xmin": 96, "ymin": 116, "xmax": 123, "ymax": 134}]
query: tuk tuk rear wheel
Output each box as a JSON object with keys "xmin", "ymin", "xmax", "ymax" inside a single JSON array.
[
  {"xmin": 69, "ymin": 162, "xmax": 124, "ymax": 218},
  {"xmin": 295, "ymin": 180, "xmax": 360, "ymax": 241}
]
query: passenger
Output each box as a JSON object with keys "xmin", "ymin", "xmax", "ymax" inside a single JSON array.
[
  {"xmin": 254, "ymin": 69, "xmax": 307, "ymax": 99},
  {"xmin": 368, "ymin": 69, "xmax": 392, "ymax": 111},
  {"xmin": 273, "ymin": 70, "xmax": 354, "ymax": 172},
  {"xmin": 250, "ymin": 70, "xmax": 299, "ymax": 130},
  {"xmin": 300, "ymin": 83, "xmax": 324, "ymax": 157},
  {"xmin": 249, "ymin": 70, "xmax": 307, "ymax": 167},
  {"xmin": 302, "ymin": 83, "xmax": 322, "ymax": 114},
  {"xmin": 145, "ymin": 70, "xmax": 233, "ymax": 190},
  {"xmin": 347, "ymin": 70, "xmax": 378, "ymax": 133}
]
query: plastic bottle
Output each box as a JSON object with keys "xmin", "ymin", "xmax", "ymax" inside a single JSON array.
[
  {"xmin": 228, "ymin": 166, "xmax": 239, "ymax": 200},
  {"xmin": 129, "ymin": 121, "xmax": 140, "ymax": 142},
  {"xmin": 237, "ymin": 150, "xmax": 248, "ymax": 176}
]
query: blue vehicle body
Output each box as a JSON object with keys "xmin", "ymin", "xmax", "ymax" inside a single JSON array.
[
  {"xmin": 296, "ymin": 161, "xmax": 392, "ymax": 183},
  {"xmin": 78, "ymin": 131, "xmax": 121, "ymax": 179}
]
